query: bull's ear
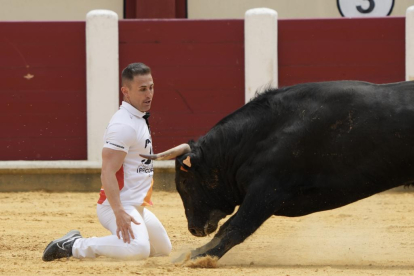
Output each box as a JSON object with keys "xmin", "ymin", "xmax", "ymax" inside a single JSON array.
[
  {"xmin": 177, "ymin": 153, "xmax": 197, "ymax": 172},
  {"xmin": 182, "ymin": 155, "xmax": 192, "ymax": 167}
]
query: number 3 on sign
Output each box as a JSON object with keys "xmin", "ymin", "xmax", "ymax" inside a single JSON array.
[
  {"xmin": 337, "ymin": 0, "xmax": 394, "ymax": 17},
  {"xmin": 356, "ymin": 0, "xmax": 375, "ymax": 14}
]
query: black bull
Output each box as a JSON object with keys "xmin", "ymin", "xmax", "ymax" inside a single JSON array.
[{"xmin": 141, "ymin": 80, "xmax": 414, "ymax": 261}]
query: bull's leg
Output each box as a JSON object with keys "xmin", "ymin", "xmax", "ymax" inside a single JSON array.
[{"xmin": 192, "ymin": 185, "xmax": 288, "ymax": 260}]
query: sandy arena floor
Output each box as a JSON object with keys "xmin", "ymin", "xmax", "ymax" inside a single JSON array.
[{"xmin": 0, "ymin": 190, "xmax": 413, "ymax": 276}]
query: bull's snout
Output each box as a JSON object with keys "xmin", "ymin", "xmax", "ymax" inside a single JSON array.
[
  {"xmin": 189, "ymin": 227, "xmax": 206, "ymax": 237},
  {"xmin": 189, "ymin": 222, "xmax": 218, "ymax": 237}
]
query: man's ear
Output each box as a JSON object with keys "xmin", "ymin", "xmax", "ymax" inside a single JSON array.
[{"xmin": 121, "ymin": 86, "xmax": 129, "ymax": 99}]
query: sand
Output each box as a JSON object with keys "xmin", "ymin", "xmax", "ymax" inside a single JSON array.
[{"xmin": 0, "ymin": 190, "xmax": 413, "ymax": 276}]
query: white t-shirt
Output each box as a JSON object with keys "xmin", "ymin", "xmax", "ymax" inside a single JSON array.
[{"xmin": 97, "ymin": 101, "xmax": 154, "ymax": 207}]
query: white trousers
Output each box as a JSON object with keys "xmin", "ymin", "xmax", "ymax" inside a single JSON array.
[{"xmin": 72, "ymin": 204, "xmax": 172, "ymax": 260}]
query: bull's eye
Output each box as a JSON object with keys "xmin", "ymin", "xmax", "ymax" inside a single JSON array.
[{"xmin": 179, "ymin": 179, "xmax": 190, "ymax": 194}]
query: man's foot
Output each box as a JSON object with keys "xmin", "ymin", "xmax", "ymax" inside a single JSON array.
[{"xmin": 42, "ymin": 230, "xmax": 82, "ymax": 261}]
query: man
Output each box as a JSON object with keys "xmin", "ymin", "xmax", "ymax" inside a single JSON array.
[{"xmin": 42, "ymin": 62, "xmax": 172, "ymax": 261}]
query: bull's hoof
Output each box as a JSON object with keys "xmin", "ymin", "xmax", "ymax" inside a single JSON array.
[
  {"xmin": 186, "ymin": 254, "xmax": 219, "ymax": 268},
  {"xmin": 172, "ymin": 251, "xmax": 191, "ymax": 264},
  {"xmin": 191, "ymin": 253, "xmax": 207, "ymax": 261}
]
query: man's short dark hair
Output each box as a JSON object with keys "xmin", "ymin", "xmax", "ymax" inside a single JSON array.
[{"xmin": 121, "ymin": 62, "xmax": 151, "ymax": 86}]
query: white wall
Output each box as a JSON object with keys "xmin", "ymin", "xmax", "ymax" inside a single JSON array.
[
  {"xmin": 0, "ymin": 0, "xmax": 123, "ymax": 21},
  {"xmin": 188, "ymin": 0, "xmax": 414, "ymax": 19}
]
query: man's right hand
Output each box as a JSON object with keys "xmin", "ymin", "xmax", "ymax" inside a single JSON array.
[{"xmin": 114, "ymin": 209, "xmax": 140, "ymax": 243}]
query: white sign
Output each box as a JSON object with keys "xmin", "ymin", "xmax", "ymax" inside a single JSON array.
[{"xmin": 337, "ymin": 0, "xmax": 394, "ymax": 17}]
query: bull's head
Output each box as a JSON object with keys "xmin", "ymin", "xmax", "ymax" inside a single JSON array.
[{"xmin": 140, "ymin": 144, "xmax": 228, "ymax": 237}]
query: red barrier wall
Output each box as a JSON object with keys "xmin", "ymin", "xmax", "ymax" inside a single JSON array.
[
  {"xmin": 279, "ymin": 17, "xmax": 405, "ymax": 87},
  {"xmin": 0, "ymin": 17, "xmax": 406, "ymax": 160},
  {"xmin": 0, "ymin": 22, "xmax": 87, "ymax": 160},
  {"xmin": 119, "ymin": 20, "xmax": 245, "ymax": 153},
  {"xmin": 124, "ymin": 0, "xmax": 187, "ymax": 19}
]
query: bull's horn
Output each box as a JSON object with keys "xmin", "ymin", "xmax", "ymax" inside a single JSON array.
[{"xmin": 140, "ymin": 143, "xmax": 191, "ymax": 160}]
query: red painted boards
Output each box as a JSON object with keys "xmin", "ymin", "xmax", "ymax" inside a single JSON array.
[
  {"xmin": 124, "ymin": 0, "xmax": 187, "ymax": 19},
  {"xmin": 278, "ymin": 17, "xmax": 405, "ymax": 87},
  {"xmin": 0, "ymin": 17, "xmax": 406, "ymax": 161},
  {"xmin": 0, "ymin": 22, "xmax": 87, "ymax": 160},
  {"xmin": 119, "ymin": 19, "xmax": 245, "ymax": 153}
]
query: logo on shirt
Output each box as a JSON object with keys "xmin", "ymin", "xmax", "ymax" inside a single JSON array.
[
  {"xmin": 144, "ymin": 139, "xmax": 151, "ymax": 149},
  {"xmin": 105, "ymin": 141, "xmax": 124, "ymax": 149},
  {"xmin": 138, "ymin": 138, "xmax": 153, "ymax": 174},
  {"xmin": 138, "ymin": 163, "xmax": 153, "ymax": 174}
]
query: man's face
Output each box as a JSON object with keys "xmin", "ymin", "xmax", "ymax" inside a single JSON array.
[{"xmin": 121, "ymin": 74, "xmax": 154, "ymax": 112}]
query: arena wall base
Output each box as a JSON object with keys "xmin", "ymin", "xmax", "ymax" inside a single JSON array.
[
  {"xmin": 0, "ymin": 161, "xmax": 176, "ymax": 192},
  {"xmin": 0, "ymin": 160, "xmax": 408, "ymax": 193}
]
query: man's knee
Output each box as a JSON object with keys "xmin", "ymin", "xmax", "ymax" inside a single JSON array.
[
  {"xmin": 150, "ymin": 239, "xmax": 172, "ymax": 257},
  {"xmin": 120, "ymin": 239, "xmax": 150, "ymax": 260}
]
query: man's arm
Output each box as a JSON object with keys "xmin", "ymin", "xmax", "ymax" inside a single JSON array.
[{"xmin": 101, "ymin": 147, "xmax": 140, "ymax": 243}]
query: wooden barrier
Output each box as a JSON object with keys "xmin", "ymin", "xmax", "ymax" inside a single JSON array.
[
  {"xmin": 119, "ymin": 19, "xmax": 245, "ymax": 153},
  {"xmin": 0, "ymin": 22, "xmax": 87, "ymax": 160},
  {"xmin": 0, "ymin": 17, "xmax": 406, "ymax": 161},
  {"xmin": 279, "ymin": 17, "xmax": 404, "ymax": 87}
]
